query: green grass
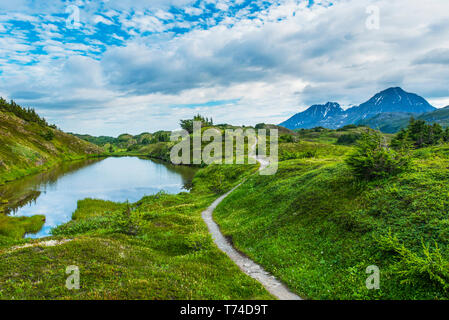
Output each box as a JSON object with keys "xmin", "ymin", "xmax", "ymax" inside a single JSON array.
[
  {"xmin": 0, "ymin": 110, "xmax": 102, "ymax": 184},
  {"xmin": 279, "ymin": 140, "xmax": 350, "ymax": 161},
  {"xmin": 213, "ymin": 141, "xmax": 449, "ymax": 299},
  {"xmin": 295, "ymin": 126, "xmax": 395, "ymax": 145},
  {"xmin": 4, "ymin": 119, "xmax": 449, "ymax": 299},
  {"xmin": 0, "ymin": 164, "xmax": 272, "ymax": 300},
  {"xmin": 0, "ymin": 215, "xmax": 46, "ymax": 239}
]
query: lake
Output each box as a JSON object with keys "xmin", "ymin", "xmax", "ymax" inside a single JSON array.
[{"xmin": 0, "ymin": 157, "xmax": 198, "ymax": 238}]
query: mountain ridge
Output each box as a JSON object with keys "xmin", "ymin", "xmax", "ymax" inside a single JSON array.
[
  {"xmin": 280, "ymin": 87, "xmax": 436, "ymax": 130},
  {"xmin": 358, "ymin": 105, "xmax": 449, "ymax": 133}
]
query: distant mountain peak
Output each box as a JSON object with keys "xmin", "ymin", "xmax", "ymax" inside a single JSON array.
[
  {"xmin": 280, "ymin": 87, "xmax": 435, "ymax": 130},
  {"xmin": 383, "ymin": 86, "xmax": 405, "ymax": 92},
  {"xmin": 323, "ymin": 102, "xmax": 342, "ymax": 109},
  {"xmin": 309, "ymin": 102, "xmax": 343, "ymax": 115}
]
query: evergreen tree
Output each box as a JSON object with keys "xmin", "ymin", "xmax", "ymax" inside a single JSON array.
[
  {"xmin": 392, "ymin": 118, "xmax": 447, "ymax": 149},
  {"xmin": 0, "ymin": 97, "xmax": 49, "ymax": 127},
  {"xmin": 180, "ymin": 114, "xmax": 213, "ymax": 133},
  {"xmin": 346, "ymin": 129, "xmax": 411, "ymax": 180}
]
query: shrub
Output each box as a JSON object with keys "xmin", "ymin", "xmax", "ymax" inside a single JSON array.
[
  {"xmin": 280, "ymin": 149, "xmax": 317, "ymax": 161},
  {"xmin": 180, "ymin": 114, "xmax": 213, "ymax": 133},
  {"xmin": 279, "ymin": 134, "xmax": 294, "ymax": 143},
  {"xmin": 392, "ymin": 118, "xmax": 448, "ymax": 149},
  {"xmin": 337, "ymin": 124, "xmax": 358, "ymax": 131},
  {"xmin": 336, "ymin": 133, "xmax": 361, "ymax": 145},
  {"xmin": 378, "ymin": 232, "xmax": 449, "ymax": 291},
  {"xmin": 345, "ymin": 130, "xmax": 411, "ymax": 180},
  {"xmin": 41, "ymin": 129, "xmax": 55, "ymax": 141}
]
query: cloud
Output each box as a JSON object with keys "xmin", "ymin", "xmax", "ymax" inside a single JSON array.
[
  {"xmin": 413, "ymin": 48, "xmax": 449, "ymax": 65},
  {"xmin": 94, "ymin": 15, "xmax": 114, "ymax": 25},
  {"xmin": 2, "ymin": 0, "xmax": 449, "ymax": 136}
]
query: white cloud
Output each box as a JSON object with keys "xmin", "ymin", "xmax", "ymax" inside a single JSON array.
[
  {"xmin": 2, "ymin": 0, "xmax": 449, "ymax": 135},
  {"xmin": 121, "ymin": 12, "xmax": 166, "ymax": 33},
  {"xmin": 184, "ymin": 7, "xmax": 203, "ymax": 16},
  {"xmin": 94, "ymin": 15, "xmax": 114, "ymax": 25}
]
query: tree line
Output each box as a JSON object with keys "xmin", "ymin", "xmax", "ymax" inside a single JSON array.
[
  {"xmin": 346, "ymin": 118, "xmax": 449, "ymax": 180},
  {"xmin": 0, "ymin": 98, "xmax": 50, "ymax": 127}
]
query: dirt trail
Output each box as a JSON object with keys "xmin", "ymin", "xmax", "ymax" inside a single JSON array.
[{"xmin": 201, "ymin": 138, "xmax": 302, "ymax": 300}]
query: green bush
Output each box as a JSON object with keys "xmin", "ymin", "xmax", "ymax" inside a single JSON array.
[
  {"xmin": 279, "ymin": 134, "xmax": 295, "ymax": 143},
  {"xmin": 180, "ymin": 114, "xmax": 213, "ymax": 133},
  {"xmin": 392, "ymin": 118, "xmax": 449, "ymax": 149},
  {"xmin": 345, "ymin": 130, "xmax": 411, "ymax": 180},
  {"xmin": 337, "ymin": 124, "xmax": 358, "ymax": 131},
  {"xmin": 280, "ymin": 149, "xmax": 317, "ymax": 161},
  {"xmin": 378, "ymin": 232, "xmax": 449, "ymax": 291},
  {"xmin": 41, "ymin": 129, "xmax": 55, "ymax": 141},
  {"xmin": 336, "ymin": 133, "xmax": 361, "ymax": 145}
]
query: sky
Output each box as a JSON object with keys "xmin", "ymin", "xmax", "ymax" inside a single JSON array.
[{"xmin": 1, "ymin": 0, "xmax": 449, "ymax": 136}]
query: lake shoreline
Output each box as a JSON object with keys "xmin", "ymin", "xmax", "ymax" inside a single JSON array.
[{"xmin": 0, "ymin": 156, "xmax": 198, "ymax": 239}]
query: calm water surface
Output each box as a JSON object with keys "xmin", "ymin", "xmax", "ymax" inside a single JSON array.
[{"xmin": 0, "ymin": 157, "xmax": 197, "ymax": 238}]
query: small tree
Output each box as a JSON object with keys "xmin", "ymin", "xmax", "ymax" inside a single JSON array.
[
  {"xmin": 336, "ymin": 133, "xmax": 361, "ymax": 145},
  {"xmin": 346, "ymin": 130, "xmax": 410, "ymax": 180},
  {"xmin": 180, "ymin": 114, "xmax": 213, "ymax": 133},
  {"xmin": 279, "ymin": 134, "xmax": 294, "ymax": 143},
  {"xmin": 42, "ymin": 129, "xmax": 55, "ymax": 141},
  {"xmin": 393, "ymin": 118, "xmax": 446, "ymax": 149}
]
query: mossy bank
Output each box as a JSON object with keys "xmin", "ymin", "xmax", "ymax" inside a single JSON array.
[
  {"xmin": 0, "ymin": 164, "xmax": 272, "ymax": 300},
  {"xmin": 0, "ymin": 100, "xmax": 102, "ymax": 185}
]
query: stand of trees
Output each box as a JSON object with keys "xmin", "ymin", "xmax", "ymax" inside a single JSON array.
[
  {"xmin": 0, "ymin": 98, "xmax": 49, "ymax": 127},
  {"xmin": 392, "ymin": 118, "xmax": 449, "ymax": 149},
  {"xmin": 180, "ymin": 114, "xmax": 213, "ymax": 133}
]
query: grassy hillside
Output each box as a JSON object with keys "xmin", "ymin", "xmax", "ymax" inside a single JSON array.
[
  {"xmin": 75, "ymin": 121, "xmax": 282, "ymax": 162},
  {"xmin": 357, "ymin": 113, "xmax": 413, "ymax": 133},
  {"xmin": 0, "ymin": 100, "xmax": 103, "ymax": 240},
  {"xmin": 0, "ymin": 164, "xmax": 272, "ymax": 300},
  {"xmin": 3, "ymin": 116, "xmax": 448, "ymax": 299},
  {"xmin": 213, "ymin": 132, "xmax": 449, "ymax": 299},
  {"xmin": 418, "ymin": 106, "xmax": 449, "ymax": 127},
  {"xmin": 293, "ymin": 125, "xmax": 395, "ymax": 145},
  {"xmin": 0, "ymin": 101, "xmax": 102, "ymax": 185},
  {"xmin": 359, "ymin": 106, "xmax": 449, "ymax": 133}
]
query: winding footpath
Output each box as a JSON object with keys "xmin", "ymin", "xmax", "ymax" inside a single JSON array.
[{"xmin": 201, "ymin": 140, "xmax": 302, "ymax": 300}]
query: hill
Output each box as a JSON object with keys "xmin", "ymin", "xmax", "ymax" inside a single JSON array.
[
  {"xmin": 359, "ymin": 106, "xmax": 449, "ymax": 133},
  {"xmin": 280, "ymin": 87, "xmax": 436, "ymax": 130},
  {"xmin": 357, "ymin": 112, "xmax": 414, "ymax": 133},
  {"xmin": 76, "ymin": 122, "xmax": 297, "ymax": 161},
  {"xmin": 2, "ymin": 120, "xmax": 449, "ymax": 299},
  {"xmin": 0, "ymin": 99, "xmax": 102, "ymax": 184},
  {"xmin": 212, "ymin": 128, "xmax": 449, "ymax": 299}
]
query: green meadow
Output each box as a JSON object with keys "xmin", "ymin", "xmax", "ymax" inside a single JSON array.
[{"xmin": 2, "ymin": 102, "xmax": 449, "ymax": 300}]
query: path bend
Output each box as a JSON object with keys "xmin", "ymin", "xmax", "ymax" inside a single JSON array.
[{"xmin": 201, "ymin": 140, "xmax": 302, "ymax": 300}]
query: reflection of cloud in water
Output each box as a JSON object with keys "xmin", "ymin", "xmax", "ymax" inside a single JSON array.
[{"xmin": 0, "ymin": 157, "xmax": 197, "ymax": 238}]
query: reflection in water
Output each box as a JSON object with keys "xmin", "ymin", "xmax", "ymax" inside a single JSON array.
[
  {"xmin": 0, "ymin": 157, "xmax": 197, "ymax": 238},
  {"xmin": 0, "ymin": 158, "xmax": 103, "ymax": 215}
]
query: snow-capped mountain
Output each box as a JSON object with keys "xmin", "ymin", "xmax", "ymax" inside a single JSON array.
[
  {"xmin": 279, "ymin": 102, "xmax": 345, "ymax": 130},
  {"xmin": 344, "ymin": 87, "xmax": 435, "ymax": 125},
  {"xmin": 279, "ymin": 87, "xmax": 436, "ymax": 130}
]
